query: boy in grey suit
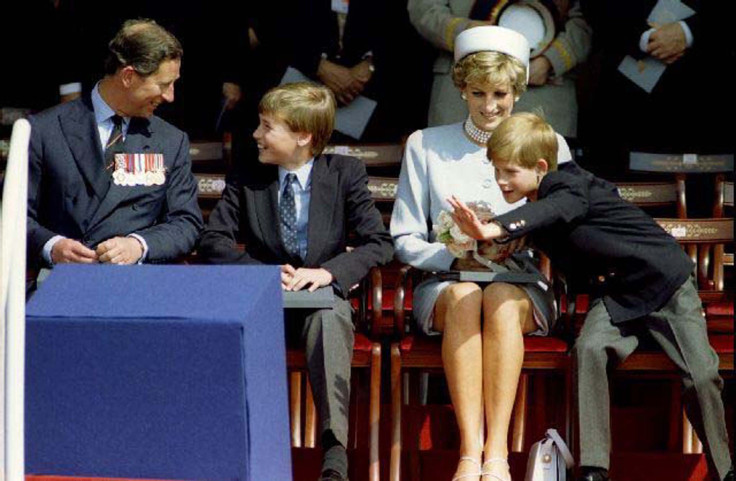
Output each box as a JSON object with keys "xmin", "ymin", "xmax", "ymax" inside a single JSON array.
[
  {"xmin": 449, "ymin": 113, "xmax": 733, "ymax": 481},
  {"xmin": 27, "ymin": 19, "xmax": 203, "ymax": 269}
]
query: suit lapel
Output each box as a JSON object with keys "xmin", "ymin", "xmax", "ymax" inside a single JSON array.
[
  {"xmin": 59, "ymin": 98, "xmax": 109, "ymax": 200},
  {"xmin": 87, "ymin": 116, "xmax": 156, "ymax": 230},
  {"xmin": 252, "ymin": 170, "xmax": 293, "ymax": 261},
  {"xmin": 304, "ymin": 155, "xmax": 337, "ymax": 265}
]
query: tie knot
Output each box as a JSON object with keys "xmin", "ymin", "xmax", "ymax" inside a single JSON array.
[
  {"xmin": 111, "ymin": 115, "xmax": 123, "ymax": 127},
  {"xmin": 285, "ymin": 173, "xmax": 297, "ymax": 186}
]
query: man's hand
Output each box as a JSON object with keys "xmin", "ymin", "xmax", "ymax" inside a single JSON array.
[
  {"xmin": 317, "ymin": 58, "xmax": 366, "ymax": 105},
  {"xmin": 51, "ymin": 238, "xmax": 98, "ymax": 264},
  {"xmin": 648, "ymin": 22, "xmax": 687, "ymax": 64},
  {"xmin": 281, "ymin": 264, "xmax": 334, "ymax": 292},
  {"xmin": 529, "ymin": 56, "xmax": 553, "ymax": 86},
  {"xmin": 96, "ymin": 236, "xmax": 143, "ymax": 265},
  {"xmin": 350, "ymin": 59, "xmax": 374, "ymax": 83},
  {"xmin": 222, "ymin": 82, "xmax": 242, "ymax": 110}
]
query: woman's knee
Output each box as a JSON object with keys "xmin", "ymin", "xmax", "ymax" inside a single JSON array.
[
  {"xmin": 482, "ymin": 283, "xmax": 532, "ymax": 327},
  {"xmin": 435, "ymin": 283, "xmax": 483, "ymax": 331}
]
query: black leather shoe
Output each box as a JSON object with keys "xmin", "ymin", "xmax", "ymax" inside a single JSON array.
[
  {"xmin": 319, "ymin": 469, "xmax": 348, "ymax": 481},
  {"xmin": 577, "ymin": 467, "xmax": 609, "ymax": 481}
]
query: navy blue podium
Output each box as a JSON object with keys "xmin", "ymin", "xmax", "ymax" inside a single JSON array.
[{"xmin": 26, "ymin": 265, "xmax": 291, "ymax": 481}]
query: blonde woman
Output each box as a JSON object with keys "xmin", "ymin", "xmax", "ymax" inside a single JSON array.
[{"xmin": 391, "ymin": 26, "xmax": 572, "ymax": 481}]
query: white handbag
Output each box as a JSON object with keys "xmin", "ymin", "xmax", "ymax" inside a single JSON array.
[{"xmin": 525, "ymin": 428, "xmax": 575, "ymax": 481}]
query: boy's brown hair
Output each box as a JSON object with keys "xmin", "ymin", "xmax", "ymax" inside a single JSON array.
[
  {"xmin": 487, "ymin": 112, "xmax": 558, "ymax": 170},
  {"xmin": 259, "ymin": 82, "xmax": 336, "ymax": 156}
]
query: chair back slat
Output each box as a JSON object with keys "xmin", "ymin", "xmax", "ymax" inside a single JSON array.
[
  {"xmin": 325, "ymin": 143, "xmax": 403, "ymax": 168},
  {"xmin": 630, "ymin": 152, "xmax": 734, "ymax": 173}
]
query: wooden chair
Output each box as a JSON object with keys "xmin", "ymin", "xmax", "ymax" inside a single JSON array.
[
  {"xmin": 615, "ymin": 180, "xmax": 686, "ymax": 219},
  {"xmin": 189, "ymin": 140, "xmax": 229, "ymax": 173},
  {"xmin": 287, "ymin": 268, "xmax": 382, "ymax": 481},
  {"xmin": 325, "ymin": 143, "xmax": 404, "ymax": 176},
  {"xmin": 616, "ymin": 217, "xmax": 734, "ymax": 455},
  {"xmin": 629, "ymin": 152, "xmax": 734, "ymax": 175},
  {"xmin": 389, "ymin": 257, "xmax": 572, "ymax": 481},
  {"xmin": 194, "ymin": 173, "xmax": 226, "ymax": 223}
]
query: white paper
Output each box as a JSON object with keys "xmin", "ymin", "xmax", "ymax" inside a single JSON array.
[
  {"xmin": 648, "ymin": 0, "xmax": 696, "ymax": 25},
  {"xmin": 280, "ymin": 66, "xmax": 377, "ymax": 140},
  {"xmin": 618, "ymin": 55, "xmax": 667, "ymax": 93}
]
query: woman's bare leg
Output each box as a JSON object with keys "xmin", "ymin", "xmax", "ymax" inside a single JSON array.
[
  {"xmin": 435, "ymin": 282, "xmax": 484, "ymax": 479},
  {"xmin": 480, "ymin": 283, "xmax": 537, "ymax": 480}
]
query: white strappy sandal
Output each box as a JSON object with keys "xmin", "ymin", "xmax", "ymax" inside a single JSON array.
[
  {"xmin": 481, "ymin": 457, "xmax": 511, "ymax": 481},
  {"xmin": 451, "ymin": 456, "xmax": 482, "ymax": 481}
]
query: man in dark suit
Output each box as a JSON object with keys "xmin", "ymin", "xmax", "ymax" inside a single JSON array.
[
  {"xmin": 199, "ymin": 82, "xmax": 394, "ymax": 481},
  {"xmin": 449, "ymin": 113, "xmax": 733, "ymax": 481},
  {"xmin": 579, "ymin": 0, "xmax": 734, "ymax": 183},
  {"xmin": 27, "ymin": 19, "xmax": 203, "ymax": 269}
]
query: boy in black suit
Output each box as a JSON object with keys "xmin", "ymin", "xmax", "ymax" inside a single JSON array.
[
  {"xmin": 199, "ymin": 82, "xmax": 394, "ymax": 481},
  {"xmin": 448, "ymin": 113, "xmax": 733, "ymax": 481}
]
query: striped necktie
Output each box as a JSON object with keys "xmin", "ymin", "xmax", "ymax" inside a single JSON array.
[{"xmin": 105, "ymin": 115, "xmax": 125, "ymax": 169}]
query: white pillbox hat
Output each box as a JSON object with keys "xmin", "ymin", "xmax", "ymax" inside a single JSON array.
[{"xmin": 454, "ymin": 25, "xmax": 531, "ymax": 81}]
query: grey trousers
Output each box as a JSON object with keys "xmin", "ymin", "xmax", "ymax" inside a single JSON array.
[
  {"xmin": 286, "ymin": 297, "xmax": 354, "ymax": 448},
  {"xmin": 574, "ymin": 277, "xmax": 732, "ymax": 480}
]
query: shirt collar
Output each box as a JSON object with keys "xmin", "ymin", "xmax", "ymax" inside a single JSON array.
[
  {"xmin": 91, "ymin": 82, "xmax": 130, "ymax": 128},
  {"xmin": 279, "ymin": 158, "xmax": 314, "ymax": 190}
]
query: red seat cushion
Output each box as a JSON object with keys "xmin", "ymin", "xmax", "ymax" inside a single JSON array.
[
  {"xmin": 524, "ymin": 336, "xmax": 569, "ymax": 353},
  {"xmin": 399, "ymin": 335, "xmax": 568, "ymax": 353}
]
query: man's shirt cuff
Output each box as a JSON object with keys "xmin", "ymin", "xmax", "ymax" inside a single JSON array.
[
  {"xmin": 128, "ymin": 234, "xmax": 149, "ymax": 264},
  {"xmin": 42, "ymin": 235, "xmax": 65, "ymax": 266}
]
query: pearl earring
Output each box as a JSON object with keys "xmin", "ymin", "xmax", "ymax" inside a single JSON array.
[{"xmin": 461, "ymin": 93, "xmax": 467, "ymax": 100}]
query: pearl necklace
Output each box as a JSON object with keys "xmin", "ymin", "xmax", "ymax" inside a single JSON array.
[{"xmin": 463, "ymin": 115, "xmax": 492, "ymax": 146}]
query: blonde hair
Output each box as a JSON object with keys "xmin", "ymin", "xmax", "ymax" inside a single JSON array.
[
  {"xmin": 259, "ymin": 82, "xmax": 336, "ymax": 156},
  {"xmin": 452, "ymin": 51, "xmax": 527, "ymax": 97},
  {"xmin": 487, "ymin": 113, "xmax": 558, "ymax": 170}
]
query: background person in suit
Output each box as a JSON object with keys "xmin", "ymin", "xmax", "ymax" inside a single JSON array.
[
  {"xmin": 449, "ymin": 112, "xmax": 734, "ymax": 481},
  {"xmin": 27, "ymin": 19, "xmax": 203, "ymax": 269},
  {"xmin": 579, "ymin": 0, "xmax": 734, "ymax": 184},
  {"xmin": 198, "ymin": 82, "xmax": 394, "ymax": 481}
]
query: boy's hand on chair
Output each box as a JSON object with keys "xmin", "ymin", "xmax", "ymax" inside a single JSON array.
[{"xmin": 281, "ymin": 264, "xmax": 334, "ymax": 292}]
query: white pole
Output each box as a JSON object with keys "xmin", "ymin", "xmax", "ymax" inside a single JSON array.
[{"xmin": 1, "ymin": 118, "xmax": 30, "ymax": 481}]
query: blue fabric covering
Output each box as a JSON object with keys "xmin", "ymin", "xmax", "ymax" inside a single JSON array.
[{"xmin": 26, "ymin": 265, "xmax": 290, "ymax": 481}]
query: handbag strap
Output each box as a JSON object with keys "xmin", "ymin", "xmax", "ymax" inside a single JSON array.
[{"xmin": 546, "ymin": 428, "xmax": 575, "ymax": 468}]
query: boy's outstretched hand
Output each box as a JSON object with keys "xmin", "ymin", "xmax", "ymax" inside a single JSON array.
[{"xmin": 447, "ymin": 196, "xmax": 503, "ymax": 241}]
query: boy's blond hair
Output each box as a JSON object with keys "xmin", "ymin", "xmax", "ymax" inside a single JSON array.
[
  {"xmin": 452, "ymin": 51, "xmax": 527, "ymax": 98},
  {"xmin": 487, "ymin": 113, "xmax": 558, "ymax": 170},
  {"xmin": 259, "ymin": 82, "xmax": 336, "ymax": 156}
]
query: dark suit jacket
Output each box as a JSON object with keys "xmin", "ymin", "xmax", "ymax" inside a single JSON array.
[
  {"xmin": 579, "ymin": 0, "xmax": 734, "ymax": 177},
  {"xmin": 27, "ymin": 95, "xmax": 204, "ymax": 266},
  {"xmin": 494, "ymin": 162, "xmax": 693, "ymax": 324},
  {"xmin": 198, "ymin": 154, "xmax": 394, "ymax": 295}
]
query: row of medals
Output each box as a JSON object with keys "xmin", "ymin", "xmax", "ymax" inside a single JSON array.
[{"xmin": 112, "ymin": 168, "xmax": 166, "ymax": 186}]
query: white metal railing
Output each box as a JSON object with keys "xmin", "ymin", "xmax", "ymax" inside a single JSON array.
[{"xmin": 1, "ymin": 118, "xmax": 30, "ymax": 481}]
